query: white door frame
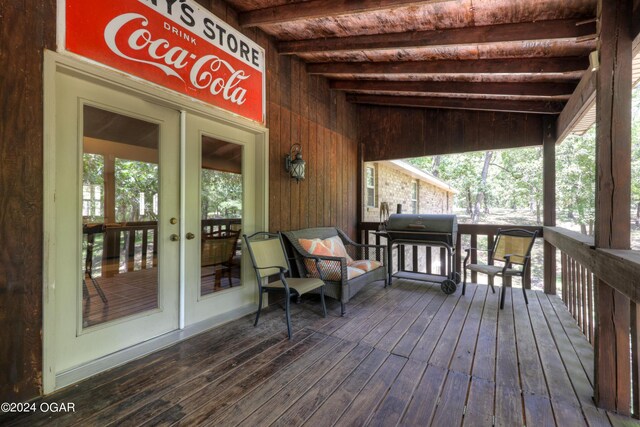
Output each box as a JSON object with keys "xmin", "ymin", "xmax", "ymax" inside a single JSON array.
[{"xmin": 42, "ymin": 50, "xmax": 269, "ymax": 394}]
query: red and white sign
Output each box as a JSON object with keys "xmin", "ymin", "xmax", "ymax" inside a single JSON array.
[{"xmin": 65, "ymin": 0, "xmax": 265, "ymax": 123}]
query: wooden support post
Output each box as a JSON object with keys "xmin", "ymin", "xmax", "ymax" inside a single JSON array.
[
  {"xmin": 543, "ymin": 117, "xmax": 557, "ymax": 294},
  {"xmin": 594, "ymin": 0, "xmax": 633, "ymax": 415}
]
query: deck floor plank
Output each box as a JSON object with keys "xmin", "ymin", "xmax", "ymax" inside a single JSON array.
[
  {"xmin": 333, "ymin": 354, "xmax": 407, "ymax": 427},
  {"xmin": 512, "ymin": 287, "xmax": 548, "ymax": 398},
  {"xmin": 448, "ymin": 285, "xmax": 488, "ymax": 375},
  {"xmin": 526, "ymin": 289, "xmax": 581, "ymax": 409},
  {"xmin": 301, "ymin": 348, "xmax": 389, "ymax": 427},
  {"xmin": 360, "ymin": 284, "xmax": 433, "ymax": 347},
  {"xmin": 210, "ymin": 336, "xmax": 344, "ymax": 427},
  {"xmin": 5, "ymin": 281, "xmax": 639, "ymax": 427},
  {"xmin": 548, "ymin": 291, "xmax": 596, "ymax": 385},
  {"xmin": 399, "ymin": 363, "xmax": 448, "ymax": 426},
  {"xmin": 463, "ymin": 377, "xmax": 495, "ymax": 427},
  {"xmin": 373, "ymin": 284, "xmax": 440, "ymax": 352},
  {"xmin": 137, "ymin": 330, "xmax": 324, "ymax": 426},
  {"xmin": 367, "ymin": 358, "xmax": 427, "ymax": 427},
  {"xmin": 389, "ymin": 286, "xmax": 449, "ymax": 357},
  {"xmin": 236, "ymin": 339, "xmax": 359, "ymax": 426},
  {"xmin": 268, "ymin": 343, "xmax": 374, "ymax": 427},
  {"xmin": 409, "ymin": 283, "xmax": 477, "ymax": 363},
  {"xmin": 429, "ymin": 370, "xmax": 471, "ymax": 427},
  {"xmin": 470, "ymin": 282, "xmax": 499, "ymax": 382}
]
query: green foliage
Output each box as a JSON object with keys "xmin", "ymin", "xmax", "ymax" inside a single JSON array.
[
  {"xmin": 115, "ymin": 159, "xmax": 159, "ymax": 222},
  {"xmin": 557, "ymin": 129, "xmax": 595, "ymax": 233},
  {"xmin": 82, "ymin": 154, "xmax": 105, "ymax": 222},
  {"xmin": 201, "ymin": 169, "xmax": 243, "ymax": 219}
]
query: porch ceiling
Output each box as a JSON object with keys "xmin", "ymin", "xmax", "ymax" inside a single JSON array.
[{"xmin": 228, "ymin": 0, "xmax": 597, "ymax": 115}]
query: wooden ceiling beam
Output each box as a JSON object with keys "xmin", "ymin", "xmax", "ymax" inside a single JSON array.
[
  {"xmin": 346, "ymin": 94, "xmax": 565, "ymax": 114},
  {"xmin": 307, "ymin": 57, "xmax": 590, "ymax": 75},
  {"xmin": 330, "ymin": 80, "xmax": 577, "ymax": 97},
  {"xmin": 239, "ymin": 0, "xmax": 450, "ymax": 28},
  {"xmin": 279, "ymin": 19, "xmax": 597, "ymax": 54},
  {"xmin": 555, "ymin": 69, "xmax": 596, "ymax": 142}
]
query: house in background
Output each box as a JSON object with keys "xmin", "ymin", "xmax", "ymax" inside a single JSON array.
[{"xmin": 363, "ymin": 160, "xmax": 456, "ymax": 222}]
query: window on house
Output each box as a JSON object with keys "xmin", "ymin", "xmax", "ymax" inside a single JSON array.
[
  {"xmin": 411, "ymin": 181, "xmax": 418, "ymax": 214},
  {"xmin": 366, "ymin": 166, "xmax": 376, "ymax": 208}
]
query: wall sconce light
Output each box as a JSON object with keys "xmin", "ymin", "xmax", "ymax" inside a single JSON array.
[{"xmin": 285, "ymin": 143, "xmax": 306, "ymax": 183}]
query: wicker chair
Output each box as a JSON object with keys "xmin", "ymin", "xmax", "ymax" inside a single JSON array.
[
  {"xmin": 244, "ymin": 232, "xmax": 327, "ymax": 339},
  {"xmin": 462, "ymin": 228, "xmax": 538, "ymax": 309},
  {"xmin": 282, "ymin": 227, "xmax": 387, "ymax": 316}
]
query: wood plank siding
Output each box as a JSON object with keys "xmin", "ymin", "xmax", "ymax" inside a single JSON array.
[
  {"xmin": 1, "ymin": 281, "xmax": 623, "ymax": 426},
  {"xmin": 358, "ymin": 105, "xmax": 544, "ymax": 161},
  {"xmin": 212, "ymin": 0, "xmax": 360, "ymax": 237}
]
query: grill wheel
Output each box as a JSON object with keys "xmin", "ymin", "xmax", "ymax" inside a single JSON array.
[{"xmin": 441, "ymin": 279, "xmax": 457, "ymax": 295}]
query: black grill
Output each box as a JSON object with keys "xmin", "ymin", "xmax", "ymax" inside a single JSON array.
[
  {"xmin": 385, "ymin": 214, "xmax": 457, "ymax": 246},
  {"xmin": 383, "ymin": 214, "xmax": 460, "ymax": 295}
]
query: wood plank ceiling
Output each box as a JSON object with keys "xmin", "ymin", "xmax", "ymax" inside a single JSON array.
[{"xmin": 227, "ymin": 0, "xmax": 597, "ymax": 115}]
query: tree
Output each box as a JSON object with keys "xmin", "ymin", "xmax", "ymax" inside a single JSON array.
[
  {"xmin": 556, "ymin": 129, "xmax": 595, "ymax": 234},
  {"xmin": 115, "ymin": 159, "xmax": 159, "ymax": 222},
  {"xmin": 491, "ymin": 147, "xmax": 543, "ymax": 224},
  {"xmin": 201, "ymin": 169, "xmax": 243, "ymax": 219},
  {"xmin": 408, "ymin": 151, "xmax": 493, "ymax": 223}
]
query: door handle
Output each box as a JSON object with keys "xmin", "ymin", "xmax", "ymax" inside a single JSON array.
[
  {"xmin": 170, "ymin": 234, "xmax": 180, "ymax": 242},
  {"xmin": 186, "ymin": 232, "xmax": 195, "ymax": 240}
]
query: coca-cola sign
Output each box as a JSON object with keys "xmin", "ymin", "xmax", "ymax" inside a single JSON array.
[{"xmin": 65, "ymin": 0, "xmax": 265, "ymax": 123}]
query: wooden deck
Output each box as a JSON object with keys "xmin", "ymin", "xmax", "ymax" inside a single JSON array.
[
  {"xmin": 83, "ymin": 262, "xmax": 241, "ymax": 327},
  {"xmin": 4, "ymin": 279, "xmax": 638, "ymax": 426}
]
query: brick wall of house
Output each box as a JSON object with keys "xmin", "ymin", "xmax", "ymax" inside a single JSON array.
[{"xmin": 363, "ymin": 162, "xmax": 453, "ymax": 222}]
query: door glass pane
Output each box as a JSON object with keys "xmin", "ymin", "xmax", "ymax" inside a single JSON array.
[
  {"xmin": 200, "ymin": 136, "xmax": 243, "ymax": 296},
  {"xmin": 82, "ymin": 105, "xmax": 160, "ymax": 328}
]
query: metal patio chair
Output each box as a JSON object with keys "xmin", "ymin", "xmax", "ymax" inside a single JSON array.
[
  {"xmin": 462, "ymin": 228, "xmax": 538, "ymax": 309},
  {"xmin": 244, "ymin": 232, "xmax": 327, "ymax": 339}
]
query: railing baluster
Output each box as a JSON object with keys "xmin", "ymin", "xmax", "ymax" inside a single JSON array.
[
  {"xmin": 141, "ymin": 229, "xmax": 148, "ymax": 270},
  {"xmin": 487, "ymin": 234, "xmax": 495, "ymax": 289},
  {"xmin": 632, "ymin": 302, "xmax": 640, "ymax": 418},
  {"xmin": 455, "ymin": 234, "xmax": 461, "ymax": 279},
  {"xmin": 580, "ymin": 267, "xmax": 589, "ymax": 336},
  {"xmin": 426, "ymin": 247, "xmax": 432, "ymax": 275},
  {"xmin": 587, "ymin": 271, "xmax": 595, "ymax": 344},
  {"xmin": 568, "ymin": 257, "xmax": 574, "ymax": 316},
  {"xmin": 572, "ymin": 259, "xmax": 578, "ymax": 319},
  {"xmin": 470, "ymin": 233, "xmax": 478, "ymax": 283},
  {"xmin": 577, "ymin": 263, "xmax": 583, "ymax": 330},
  {"xmin": 412, "ymin": 245, "xmax": 418, "ymax": 273},
  {"xmin": 152, "ymin": 227, "xmax": 158, "ymax": 267},
  {"xmin": 127, "ymin": 230, "xmax": 136, "ymax": 272},
  {"xmin": 560, "ymin": 252, "xmax": 569, "ymax": 307}
]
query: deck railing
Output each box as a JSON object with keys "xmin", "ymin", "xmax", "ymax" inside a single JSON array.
[
  {"xmin": 202, "ymin": 218, "xmax": 242, "ymax": 234},
  {"xmin": 358, "ymin": 222, "xmax": 543, "ymax": 288},
  {"xmin": 544, "ymin": 226, "xmax": 640, "ymax": 417},
  {"xmin": 85, "ymin": 218, "xmax": 242, "ymax": 277}
]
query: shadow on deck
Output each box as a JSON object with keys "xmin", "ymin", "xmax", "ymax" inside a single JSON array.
[{"xmin": 4, "ymin": 280, "xmax": 638, "ymax": 426}]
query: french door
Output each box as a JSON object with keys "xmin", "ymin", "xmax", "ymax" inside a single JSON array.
[
  {"xmin": 183, "ymin": 114, "xmax": 257, "ymax": 325},
  {"xmin": 54, "ymin": 72, "xmax": 181, "ymax": 373},
  {"xmin": 52, "ymin": 67, "xmax": 263, "ymax": 381}
]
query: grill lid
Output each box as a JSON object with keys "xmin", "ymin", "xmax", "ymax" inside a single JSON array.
[
  {"xmin": 386, "ymin": 214, "xmax": 457, "ymax": 234},
  {"xmin": 385, "ymin": 214, "xmax": 458, "ymax": 247}
]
